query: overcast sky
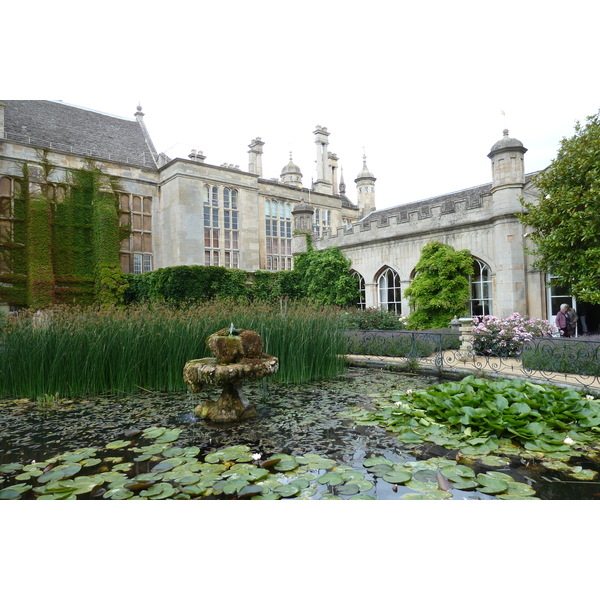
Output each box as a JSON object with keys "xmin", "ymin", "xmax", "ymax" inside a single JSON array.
[{"xmin": 6, "ymin": 0, "xmax": 600, "ymax": 210}]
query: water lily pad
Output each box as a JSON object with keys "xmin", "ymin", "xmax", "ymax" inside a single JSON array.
[
  {"xmin": 337, "ymin": 483, "xmax": 360, "ymax": 495},
  {"xmin": 273, "ymin": 483, "xmax": 301, "ymax": 497},
  {"xmin": 483, "ymin": 471, "xmax": 515, "ymax": 481},
  {"xmin": 142, "ymin": 427, "xmax": 167, "ymax": 439},
  {"xmin": 81, "ymin": 458, "xmax": 102, "ymax": 468},
  {"xmin": 0, "ymin": 463, "xmax": 23, "ymax": 474},
  {"xmin": 406, "ymin": 478, "xmax": 439, "ymax": 491},
  {"xmin": 154, "ymin": 429, "xmax": 182, "ymax": 444},
  {"xmin": 296, "ymin": 453, "xmax": 337, "ymax": 469},
  {"xmin": 140, "ymin": 482, "xmax": 176, "ymax": 499},
  {"xmin": 569, "ymin": 468, "xmax": 597, "ymax": 481},
  {"xmin": 223, "ymin": 478, "xmax": 252, "ymax": 495},
  {"xmin": 446, "ymin": 476, "xmax": 478, "ymax": 490},
  {"xmin": 151, "ymin": 460, "xmax": 178, "ymax": 473},
  {"xmin": 367, "ymin": 463, "xmax": 394, "ymax": 477},
  {"xmin": 205, "ymin": 446, "xmax": 253, "ymax": 464},
  {"xmin": 504, "ymin": 481, "xmax": 536, "ymax": 496},
  {"xmin": 237, "ymin": 484, "xmax": 263, "ymax": 498},
  {"xmin": 318, "ymin": 472, "xmax": 345, "ymax": 486},
  {"xmin": 480, "ymin": 456, "xmax": 512, "ymax": 467},
  {"xmin": 475, "ymin": 474, "xmax": 509, "ymax": 494},
  {"xmin": 440, "ymin": 465, "xmax": 476, "ymax": 480},
  {"xmin": 397, "ymin": 430, "xmax": 422, "ymax": 443},
  {"xmin": 363, "ymin": 457, "xmax": 394, "ymax": 468},
  {"xmin": 181, "ymin": 484, "xmax": 209, "ymax": 496},
  {"xmin": 173, "ymin": 473, "xmax": 202, "ymax": 486},
  {"xmin": 38, "ymin": 463, "xmax": 82, "ymax": 483},
  {"xmin": 251, "ymin": 492, "xmax": 281, "ymax": 500},
  {"xmin": 382, "ymin": 470, "xmax": 412, "ymax": 484},
  {"xmin": 0, "ymin": 487, "xmax": 23, "ymax": 499},
  {"xmin": 340, "ymin": 470, "xmax": 366, "ymax": 482},
  {"xmin": 402, "ymin": 493, "xmax": 437, "ymax": 500},
  {"xmin": 104, "ymin": 488, "xmax": 134, "ymax": 500},
  {"xmin": 105, "ymin": 440, "xmax": 131, "ymax": 450},
  {"xmin": 349, "ymin": 494, "xmax": 376, "ymax": 500},
  {"xmin": 272, "ymin": 458, "xmax": 300, "ymax": 472}
]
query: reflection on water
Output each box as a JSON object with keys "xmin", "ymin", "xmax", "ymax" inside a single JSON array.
[{"xmin": 1, "ymin": 368, "xmax": 599, "ymax": 499}]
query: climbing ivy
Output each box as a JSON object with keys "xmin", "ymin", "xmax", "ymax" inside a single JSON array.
[{"xmin": 0, "ymin": 157, "xmax": 128, "ymax": 308}]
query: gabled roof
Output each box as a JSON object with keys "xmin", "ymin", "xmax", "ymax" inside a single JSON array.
[{"xmin": 1, "ymin": 100, "xmax": 157, "ymax": 168}]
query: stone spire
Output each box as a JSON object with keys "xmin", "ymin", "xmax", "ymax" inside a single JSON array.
[
  {"xmin": 134, "ymin": 103, "xmax": 159, "ymax": 165},
  {"xmin": 355, "ymin": 153, "xmax": 376, "ymax": 217}
]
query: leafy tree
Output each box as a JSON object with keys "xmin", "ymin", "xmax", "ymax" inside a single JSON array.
[
  {"xmin": 520, "ymin": 111, "xmax": 600, "ymax": 304},
  {"xmin": 295, "ymin": 246, "xmax": 359, "ymax": 306},
  {"xmin": 404, "ymin": 241, "xmax": 473, "ymax": 329}
]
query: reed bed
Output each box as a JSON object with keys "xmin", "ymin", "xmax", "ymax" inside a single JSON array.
[{"xmin": 0, "ymin": 301, "xmax": 348, "ymax": 399}]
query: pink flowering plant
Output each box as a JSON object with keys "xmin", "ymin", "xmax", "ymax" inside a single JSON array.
[{"xmin": 472, "ymin": 312, "xmax": 557, "ymax": 357}]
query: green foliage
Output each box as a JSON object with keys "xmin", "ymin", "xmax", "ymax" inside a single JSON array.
[
  {"xmin": 0, "ymin": 300, "xmax": 347, "ymax": 397},
  {"xmin": 522, "ymin": 338, "xmax": 600, "ymax": 376},
  {"xmin": 0, "ymin": 429, "xmax": 538, "ymax": 500},
  {"xmin": 404, "ymin": 242, "xmax": 473, "ymax": 329},
  {"xmin": 25, "ymin": 167, "xmax": 55, "ymax": 308},
  {"xmin": 345, "ymin": 331, "xmax": 460, "ymax": 357},
  {"xmin": 338, "ymin": 307, "xmax": 405, "ymax": 330},
  {"xmin": 346, "ymin": 376, "xmax": 600, "ymax": 480},
  {"xmin": 0, "ymin": 160, "xmax": 126, "ymax": 307},
  {"xmin": 520, "ymin": 110, "xmax": 600, "ymax": 303},
  {"xmin": 294, "ymin": 246, "xmax": 359, "ymax": 306},
  {"xmin": 124, "ymin": 265, "xmax": 248, "ymax": 304}
]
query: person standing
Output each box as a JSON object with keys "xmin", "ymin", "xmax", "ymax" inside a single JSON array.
[
  {"xmin": 556, "ymin": 304, "xmax": 572, "ymax": 337},
  {"xmin": 567, "ymin": 306, "xmax": 578, "ymax": 336}
]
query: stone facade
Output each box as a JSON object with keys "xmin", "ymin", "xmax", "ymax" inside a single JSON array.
[{"xmin": 1, "ymin": 101, "xmax": 596, "ymax": 330}]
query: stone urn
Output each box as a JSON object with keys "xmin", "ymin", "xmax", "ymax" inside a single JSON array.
[{"xmin": 183, "ymin": 327, "xmax": 279, "ymax": 422}]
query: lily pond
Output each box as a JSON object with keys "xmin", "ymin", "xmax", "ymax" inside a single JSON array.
[{"xmin": 1, "ymin": 367, "xmax": 599, "ymax": 500}]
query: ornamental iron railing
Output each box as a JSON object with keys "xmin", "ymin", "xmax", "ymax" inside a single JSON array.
[{"xmin": 345, "ymin": 330, "xmax": 600, "ymax": 392}]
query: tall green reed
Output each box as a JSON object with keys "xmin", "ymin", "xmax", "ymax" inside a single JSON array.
[{"xmin": 0, "ymin": 300, "xmax": 348, "ymax": 398}]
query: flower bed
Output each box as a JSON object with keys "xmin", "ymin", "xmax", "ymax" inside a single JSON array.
[{"xmin": 472, "ymin": 313, "xmax": 556, "ymax": 357}]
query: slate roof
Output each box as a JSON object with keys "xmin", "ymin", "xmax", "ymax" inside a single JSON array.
[{"xmin": 1, "ymin": 100, "xmax": 157, "ymax": 168}]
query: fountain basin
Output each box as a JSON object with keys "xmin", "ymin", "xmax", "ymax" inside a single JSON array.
[
  {"xmin": 183, "ymin": 327, "xmax": 278, "ymax": 423},
  {"xmin": 183, "ymin": 356, "xmax": 279, "ymax": 392}
]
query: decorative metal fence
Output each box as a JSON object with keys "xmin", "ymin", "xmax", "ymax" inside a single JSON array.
[{"xmin": 345, "ymin": 330, "xmax": 600, "ymax": 392}]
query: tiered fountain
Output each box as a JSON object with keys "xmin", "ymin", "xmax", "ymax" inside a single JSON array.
[{"xmin": 183, "ymin": 324, "xmax": 279, "ymax": 422}]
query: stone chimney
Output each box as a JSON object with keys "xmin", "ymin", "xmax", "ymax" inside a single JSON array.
[
  {"xmin": 248, "ymin": 137, "xmax": 264, "ymax": 176},
  {"xmin": 188, "ymin": 149, "xmax": 206, "ymax": 163}
]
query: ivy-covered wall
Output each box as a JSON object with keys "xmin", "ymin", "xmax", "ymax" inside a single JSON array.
[{"xmin": 0, "ymin": 158, "xmax": 128, "ymax": 309}]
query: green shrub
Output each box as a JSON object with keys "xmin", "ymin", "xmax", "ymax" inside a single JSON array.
[
  {"xmin": 522, "ymin": 339, "xmax": 600, "ymax": 376},
  {"xmin": 338, "ymin": 308, "xmax": 404, "ymax": 330},
  {"xmin": 124, "ymin": 265, "xmax": 248, "ymax": 304},
  {"xmin": 345, "ymin": 331, "xmax": 460, "ymax": 357}
]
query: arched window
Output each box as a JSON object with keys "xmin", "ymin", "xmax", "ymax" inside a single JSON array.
[
  {"xmin": 469, "ymin": 259, "xmax": 492, "ymax": 316},
  {"xmin": 351, "ymin": 271, "xmax": 366, "ymax": 309},
  {"xmin": 378, "ymin": 268, "xmax": 402, "ymax": 314}
]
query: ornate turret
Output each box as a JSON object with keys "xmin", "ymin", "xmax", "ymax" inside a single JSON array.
[
  {"xmin": 280, "ymin": 152, "xmax": 303, "ymax": 188},
  {"xmin": 488, "ymin": 129, "xmax": 527, "ymax": 191},
  {"xmin": 488, "ymin": 129, "xmax": 527, "ymax": 214},
  {"xmin": 355, "ymin": 153, "xmax": 376, "ymax": 217}
]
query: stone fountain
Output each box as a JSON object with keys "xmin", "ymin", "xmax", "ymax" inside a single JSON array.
[{"xmin": 183, "ymin": 325, "xmax": 279, "ymax": 422}]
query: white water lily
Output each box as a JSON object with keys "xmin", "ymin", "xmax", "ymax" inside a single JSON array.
[
  {"xmin": 585, "ymin": 395, "xmax": 595, "ymax": 401},
  {"xmin": 563, "ymin": 437, "xmax": 575, "ymax": 445},
  {"xmin": 252, "ymin": 453, "xmax": 262, "ymax": 460},
  {"xmin": 406, "ymin": 389, "xmax": 413, "ymax": 395}
]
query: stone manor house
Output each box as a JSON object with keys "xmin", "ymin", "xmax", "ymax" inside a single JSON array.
[{"xmin": 0, "ymin": 100, "xmax": 597, "ymax": 332}]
